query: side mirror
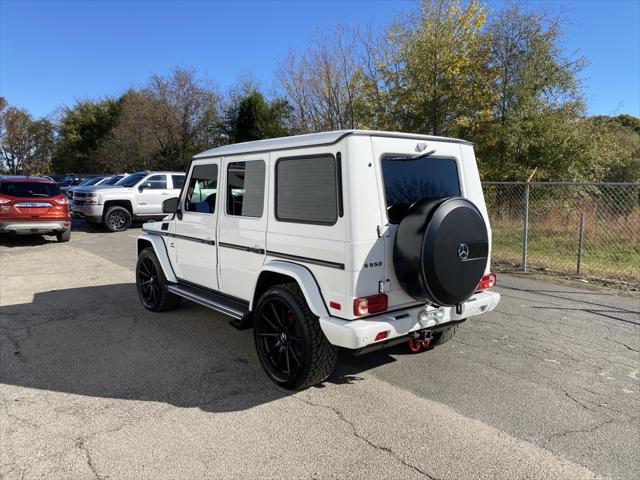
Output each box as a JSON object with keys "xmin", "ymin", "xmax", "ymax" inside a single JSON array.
[{"xmin": 162, "ymin": 197, "xmax": 179, "ymax": 214}]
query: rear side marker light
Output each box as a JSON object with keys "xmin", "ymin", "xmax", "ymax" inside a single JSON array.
[
  {"xmin": 375, "ymin": 331, "xmax": 389, "ymax": 341},
  {"xmin": 477, "ymin": 272, "xmax": 497, "ymax": 291},
  {"xmin": 329, "ymin": 301, "xmax": 341, "ymax": 310},
  {"xmin": 353, "ymin": 294, "xmax": 388, "ymax": 317}
]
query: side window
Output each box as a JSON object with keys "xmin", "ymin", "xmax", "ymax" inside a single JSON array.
[
  {"xmin": 276, "ymin": 155, "xmax": 338, "ymax": 225},
  {"xmin": 185, "ymin": 164, "xmax": 218, "ymax": 214},
  {"xmin": 145, "ymin": 174, "xmax": 167, "ymax": 190},
  {"xmin": 226, "ymin": 160, "xmax": 265, "ymax": 217},
  {"xmin": 171, "ymin": 175, "xmax": 185, "ymax": 189}
]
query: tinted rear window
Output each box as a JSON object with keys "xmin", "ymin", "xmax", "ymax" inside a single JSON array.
[
  {"xmin": 381, "ymin": 155, "xmax": 460, "ymax": 224},
  {"xmin": 0, "ymin": 181, "xmax": 61, "ymax": 197},
  {"xmin": 276, "ymin": 155, "xmax": 338, "ymax": 225}
]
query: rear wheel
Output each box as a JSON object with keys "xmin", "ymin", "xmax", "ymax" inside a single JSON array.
[
  {"xmin": 103, "ymin": 206, "xmax": 132, "ymax": 232},
  {"xmin": 254, "ymin": 284, "xmax": 337, "ymax": 390},
  {"xmin": 136, "ymin": 247, "xmax": 179, "ymax": 312},
  {"xmin": 432, "ymin": 325, "xmax": 459, "ymax": 346},
  {"xmin": 56, "ymin": 229, "xmax": 71, "ymax": 242}
]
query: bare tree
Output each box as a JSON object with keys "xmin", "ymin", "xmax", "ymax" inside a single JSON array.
[{"xmin": 276, "ymin": 26, "xmax": 363, "ymax": 133}]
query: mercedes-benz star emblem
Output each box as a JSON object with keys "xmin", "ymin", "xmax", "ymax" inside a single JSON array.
[{"xmin": 457, "ymin": 243, "xmax": 470, "ymax": 260}]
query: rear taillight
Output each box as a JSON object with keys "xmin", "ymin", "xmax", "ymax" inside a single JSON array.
[
  {"xmin": 53, "ymin": 195, "xmax": 69, "ymax": 205},
  {"xmin": 0, "ymin": 196, "xmax": 10, "ymax": 205},
  {"xmin": 477, "ymin": 272, "xmax": 497, "ymax": 291},
  {"xmin": 353, "ymin": 294, "xmax": 388, "ymax": 317}
]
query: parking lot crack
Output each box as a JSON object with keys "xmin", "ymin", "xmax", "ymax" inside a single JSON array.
[
  {"xmin": 75, "ymin": 439, "xmax": 102, "ymax": 480},
  {"xmin": 545, "ymin": 418, "xmax": 615, "ymax": 444},
  {"xmin": 297, "ymin": 396, "xmax": 438, "ymax": 479}
]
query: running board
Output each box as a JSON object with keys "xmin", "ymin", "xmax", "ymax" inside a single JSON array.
[{"xmin": 167, "ymin": 281, "xmax": 250, "ymax": 320}]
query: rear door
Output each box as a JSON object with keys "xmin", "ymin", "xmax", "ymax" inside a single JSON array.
[
  {"xmin": 370, "ymin": 136, "xmax": 464, "ymax": 309},
  {"xmin": 217, "ymin": 155, "xmax": 268, "ymax": 301},
  {"xmin": 173, "ymin": 161, "xmax": 220, "ymax": 290},
  {"xmin": 137, "ymin": 174, "xmax": 171, "ymax": 214}
]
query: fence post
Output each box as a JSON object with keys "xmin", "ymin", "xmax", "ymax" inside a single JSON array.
[
  {"xmin": 576, "ymin": 212, "xmax": 585, "ymax": 275},
  {"xmin": 521, "ymin": 183, "xmax": 530, "ymax": 272}
]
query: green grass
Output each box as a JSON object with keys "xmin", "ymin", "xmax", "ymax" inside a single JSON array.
[{"xmin": 490, "ymin": 222, "xmax": 640, "ymax": 284}]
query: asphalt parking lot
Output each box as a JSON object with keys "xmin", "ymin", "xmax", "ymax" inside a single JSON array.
[{"xmin": 1, "ymin": 221, "xmax": 639, "ymax": 480}]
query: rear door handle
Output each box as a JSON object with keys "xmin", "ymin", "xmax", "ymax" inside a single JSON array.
[{"xmin": 249, "ymin": 246, "xmax": 265, "ymax": 254}]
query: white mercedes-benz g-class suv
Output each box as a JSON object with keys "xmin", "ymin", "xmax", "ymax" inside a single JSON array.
[
  {"xmin": 135, "ymin": 130, "xmax": 500, "ymax": 389},
  {"xmin": 72, "ymin": 171, "xmax": 185, "ymax": 231}
]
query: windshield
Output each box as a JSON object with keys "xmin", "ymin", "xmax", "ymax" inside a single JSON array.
[
  {"xmin": 82, "ymin": 177, "xmax": 103, "ymax": 186},
  {"xmin": 0, "ymin": 181, "xmax": 61, "ymax": 198},
  {"xmin": 102, "ymin": 175, "xmax": 123, "ymax": 185},
  {"xmin": 381, "ymin": 155, "xmax": 461, "ymax": 224},
  {"xmin": 115, "ymin": 173, "xmax": 146, "ymax": 187}
]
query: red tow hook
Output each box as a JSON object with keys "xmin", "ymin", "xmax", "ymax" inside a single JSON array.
[{"xmin": 408, "ymin": 331, "xmax": 433, "ymax": 352}]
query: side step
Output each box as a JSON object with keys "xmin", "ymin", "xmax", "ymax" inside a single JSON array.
[{"xmin": 167, "ymin": 281, "xmax": 250, "ymax": 322}]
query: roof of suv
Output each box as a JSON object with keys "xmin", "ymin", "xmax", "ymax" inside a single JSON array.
[
  {"xmin": 193, "ymin": 129, "xmax": 473, "ymax": 160},
  {"xmin": 0, "ymin": 175, "xmax": 55, "ymax": 183}
]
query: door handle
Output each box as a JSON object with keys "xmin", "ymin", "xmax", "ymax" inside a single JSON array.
[
  {"xmin": 249, "ymin": 246, "xmax": 265, "ymax": 254},
  {"xmin": 161, "ymin": 192, "xmax": 171, "ymax": 195}
]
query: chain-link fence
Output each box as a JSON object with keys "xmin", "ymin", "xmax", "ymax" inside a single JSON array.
[{"xmin": 483, "ymin": 182, "xmax": 640, "ymax": 288}]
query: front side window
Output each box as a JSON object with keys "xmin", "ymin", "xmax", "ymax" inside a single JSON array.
[
  {"xmin": 0, "ymin": 181, "xmax": 61, "ymax": 197},
  {"xmin": 185, "ymin": 164, "xmax": 218, "ymax": 214},
  {"xmin": 381, "ymin": 155, "xmax": 461, "ymax": 224},
  {"xmin": 144, "ymin": 175, "xmax": 167, "ymax": 190},
  {"xmin": 276, "ymin": 155, "xmax": 338, "ymax": 225},
  {"xmin": 226, "ymin": 160, "xmax": 265, "ymax": 217}
]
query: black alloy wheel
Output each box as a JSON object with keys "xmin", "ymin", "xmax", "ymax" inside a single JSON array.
[
  {"xmin": 135, "ymin": 247, "xmax": 179, "ymax": 312},
  {"xmin": 254, "ymin": 284, "xmax": 337, "ymax": 390},
  {"xmin": 256, "ymin": 297, "xmax": 305, "ymax": 384},
  {"xmin": 137, "ymin": 256, "xmax": 160, "ymax": 308}
]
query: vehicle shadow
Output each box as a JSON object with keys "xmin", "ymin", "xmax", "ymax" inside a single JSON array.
[
  {"xmin": 0, "ymin": 234, "xmax": 56, "ymax": 247},
  {"xmin": 0, "ymin": 283, "xmax": 389, "ymax": 412}
]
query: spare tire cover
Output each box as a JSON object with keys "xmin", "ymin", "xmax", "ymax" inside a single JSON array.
[{"xmin": 393, "ymin": 197, "xmax": 488, "ymax": 306}]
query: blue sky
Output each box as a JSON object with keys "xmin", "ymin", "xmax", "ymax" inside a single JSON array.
[{"xmin": 1, "ymin": 0, "xmax": 639, "ymax": 119}]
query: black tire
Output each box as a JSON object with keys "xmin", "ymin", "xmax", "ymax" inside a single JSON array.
[
  {"xmin": 432, "ymin": 325, "xmax": 459, "ymax": 346},
  {"xmin": 103, "ymin": 206, "xmax": 132, "ymax": 232},
  {"xmin": 254, "ymin": 283, "xmax": 337, "ymax": 390},
  {"xmin": 136, "ymin": 247, "xmax": 180, "ymax": 312},
  {"xmin": 56, "ymin": 229, "xmax": 71, "ymax": 242}
]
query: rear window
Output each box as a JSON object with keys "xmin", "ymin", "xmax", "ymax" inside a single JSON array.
[
  {"xmin": 0, "ymin": 181, "xmax": 61, "ymax": 198},
  {"xmin": 381, "ymin": 155, "xmax": 460, "ymax": 224},
  {"xmin": 276, "ymin": 155, "xmax": 338, "ymax": 225},
  {"xmin": 172, "ymin": 175, "xmax": 185, "ymax": 189}
]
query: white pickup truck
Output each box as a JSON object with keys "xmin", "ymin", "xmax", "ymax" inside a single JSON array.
[{"xmin": 71, "ymin": 171, "xmax": 185, "ymax": 231}]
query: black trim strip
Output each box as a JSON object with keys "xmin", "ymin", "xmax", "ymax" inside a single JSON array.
[
  {"xmin": 145, "ymin": 229, "xmax": 215, "ymax": 245},
  {"xmin": 176, "ymin": 277, "xmax": 250, "ymax": 308},
  {"xmin": 266, "ymin": 250, "xmax": 345, "ymax": 270},
  {"xmin": 219, "ymin": 242, "xmax": 265, "ymax": 255},
  {"xmin": 336, "ymin": 152, "xmax": 344, "ymax": 218}
]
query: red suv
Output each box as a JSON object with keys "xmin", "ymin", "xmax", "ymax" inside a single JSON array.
[{"xmin": 0, "ymin": 176, "xmax": 71, "ymax": 242}]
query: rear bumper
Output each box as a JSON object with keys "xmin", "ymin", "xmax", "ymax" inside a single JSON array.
[
  {"xmin": 0, "ymin": 220, "xmax": 69, "ymax": 234},
  {"xmin": 319, "ymin": 290, "xmax": 501, "ymax": 350}
]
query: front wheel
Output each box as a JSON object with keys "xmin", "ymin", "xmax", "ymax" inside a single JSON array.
[
  {"xmin": 103, "ymin": 206, "xmax": 132, "ymax": 232},
  {"xmin": 254, "ymin": 284, "xmax": 337, "ymax": 390},
  {"xmin": 136, "ymin": 247, "xmax": 179, "ymax": 312}
]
